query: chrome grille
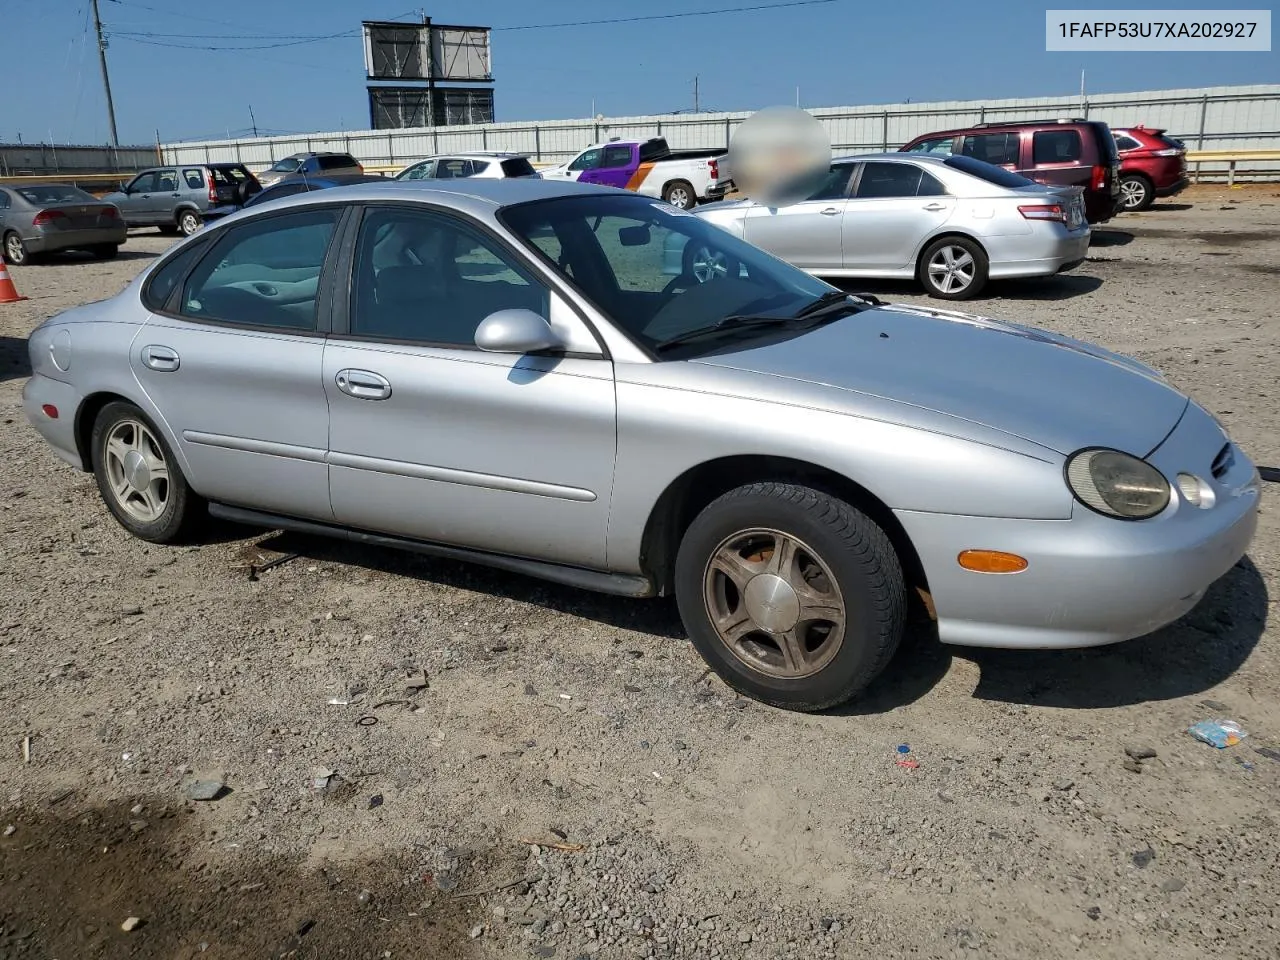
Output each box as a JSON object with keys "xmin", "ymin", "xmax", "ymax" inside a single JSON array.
[{"xmin": 1210, "ymin": 443, "xmax": 1234, "ymax": 479}]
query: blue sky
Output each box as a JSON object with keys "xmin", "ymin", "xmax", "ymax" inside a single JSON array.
[{"xmin": 1, "ymin": 0, "xmax": 1275, "ymax": 145}]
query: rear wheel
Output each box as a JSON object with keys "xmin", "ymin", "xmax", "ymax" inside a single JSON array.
[
  {"xmin": 90, "ymin": 243, "xmax": 119, "ymax": 260},
  {"xmin": 1119, "ymin": 173, "xmax": 1153, "ymax": 211},
  {"xmin": 90, "ymin": 401, "xmax": 204, "ymax": 543},
  {"xmin": 3, "ymin": 231, "xmax": 28, "ymax": 266},
  {"xmin": 918, "ymin": 235, "xmax": 988, "ymax": 300},
  {"xmin": 674, "ymin": 482, "xmax": 906, "ymax": 712},
  {"xmin": 177, "ymin": 210, "xmax": 202, "ymax": 237},
  {"xmin": 663, "ymin": 180, "xmax": 695, "ymax": 210}
]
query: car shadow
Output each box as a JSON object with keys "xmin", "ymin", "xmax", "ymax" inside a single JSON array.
[
  {"xmin": 1089, "ymin": 229, "xmax": 1135, "ymax": 247},
  {"xmin": 223, "ymin": 527, "xmax": 688, "ymax": 639},
  {"xmin": 31, "ymin": 249, "xmax": 160, "ymax": 265},
  {"xmin": 832, "ymin": 274, "xmax": 1102, "ymax": 303},
  {"xmin": 0, "ymin": 335, "xmax": 31, "ymax": 382},
  {"xmin": 1150, "ymin": 202, "xmax": 1194, "ymax": 212}
]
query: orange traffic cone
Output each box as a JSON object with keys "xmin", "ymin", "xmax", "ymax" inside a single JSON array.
[{"xmin": 0, "ymin": 260, "xmax": 27, "ymax": 303}]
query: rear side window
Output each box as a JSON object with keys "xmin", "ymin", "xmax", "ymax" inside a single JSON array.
[
  {"xmin": 601, "ymin": 145, "xmax": 633, "ymax": 168},
  {"xmin": 318, "ymin": 154, "xmax": 357, "ymax": 171},
  {"xmin": 1114, "ymin": 134, "xmax": 1142, "ymax": 151},
  {"xmin": 1034, "ymin": 130, "xmax": 1083, "ymax": 164},
  {"xmin": 179, "ymin": 208, "xmax": 340, "ymax": 330},
  {"xmin": 959, "ymin": 133, "xmax": 1020, "ymax": 166},
  {"xmin": 943, "ymin": 155, "xmax": 1037, "ymax": 188},
  {"xmin": 142, "ymin": 238, "xmax": 212, "ymax": 311},
  {"xmin": 471, "ymin": 160, "xmax": 491, "ymax": 174},
  {"xmin": 501, "ymin": 157, "xmax": 536, "ymax": 177}
]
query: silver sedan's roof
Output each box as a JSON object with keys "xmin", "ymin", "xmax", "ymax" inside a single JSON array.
[{"xmin": 831, "ymin": 152, "xmax": 953, "ymax": 164}]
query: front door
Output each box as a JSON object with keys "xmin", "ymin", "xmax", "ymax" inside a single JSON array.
[
  {"xmin": 739, "ymin": 162, "xmax": 856, "ymax": 272},
  {"xmin": 579, "ymin": 144, "xmax": 636, "ymax": 189},
  {"xmin": 116, "ymin": 171, "xmax": 159, "ymax": 224},
  {"xmin": 840, "ymin": 160, "xmax": 956, "ymax": 271},
  {"xmin": 323, "ymin": 204, "xmax": 617, "ymax": 567},
  {"xmin": 132, "ymin": 206, "xmax": 343, "ymax": 519}
]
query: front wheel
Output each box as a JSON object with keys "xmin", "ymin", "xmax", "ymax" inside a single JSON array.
[
  {"xmin": 90, "ymin": 401, "xmax": 204, "ymax": 543},
  {"xmin": 1119, "ymin": 174, "xmax": 1153, "ymax": 212},
  {"xmin": 918, "ymin": 236, "xmax": 988, "ymax": 300},
  {"xmin": 674, "ymin": 482, "xmax": 906, "ymax": 712},
  {"xmin": 177, "ymin": 210, "xmax": 202, "ymax": 237},
  {"xmin": 662, "ymin": 180, "xmax": 695, "ymax": 210}
]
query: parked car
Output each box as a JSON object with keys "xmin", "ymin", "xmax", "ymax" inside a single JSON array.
[
  {"xmin": 103, "ymin": 163, "xmax": 260, "ymax": 237},
  {"xmin": 257, "ymin": 152, "xmax": 364, "ymax": 189},
  {"xmin": 680, "ymin": 154, "xmax": 1089, "ymax": 299},
  {"xmin": 540, "ymin": 137, "xmax": 726, "ymax": 209},
  {"xmin": 22, "ymin": 179, "xmax": 1259, "ymax": 712},
  {"xmin": 394, "ymin": 153, "xmax": 541, "ymax": 181},
  {"xmin": 200, "ymin": 173, "xmax": 393, "ymax": 224},
  {"xmin": 900, "ymin": 119, "xmax": 1121, "ymax": 224},
  {"xmin": 0, "ymin": 183, "xmax": 128, "ymax": 265},
  {"xmin": 1111, "ymin": 126, "xmax": 1190, "ymax": 211}
]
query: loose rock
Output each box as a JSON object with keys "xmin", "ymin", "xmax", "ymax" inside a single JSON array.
[{"xmin": 121, "ymin": 917, "xmax": 142, "ymax": 932}]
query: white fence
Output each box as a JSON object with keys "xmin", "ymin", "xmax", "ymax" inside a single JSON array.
[{"xmin": 162, "ymin": 83, "xmax": 1280, "ymax": 181}]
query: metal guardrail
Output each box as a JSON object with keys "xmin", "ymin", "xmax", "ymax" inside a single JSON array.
[{"xmin": 1185, "ymin": 149, "xmax": 1280, "ymax": 186}]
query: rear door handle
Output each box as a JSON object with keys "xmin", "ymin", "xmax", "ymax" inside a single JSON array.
[
  {"xmin": 141, "ymin": 345, "xmax": 180, "ymax": 372},
  {"xmin": 922, "ymin": 202, "xmax": 948, "ymax": 211},
  {"xmin": 336, "ymin": 368, "xmax": 391, "ymax": 401},
  {"xmin": 819, "ymin": 207, "xmax": 841, "ymax": 216}
]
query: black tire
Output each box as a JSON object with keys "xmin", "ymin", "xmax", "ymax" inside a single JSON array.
[
  {"xmin": 1119, "ymin": 173, "xmax": 1154, "ymax": 212},
  {"xmin": 90, "ymin": 244, "xmax": 120, "ymax": 260},
  {"xmin": 90, "ymin": 401, "xmax": 204, "ymax": 544},
  {"xmin": 177, "ymin": 210, "xmax": 202, "ymax": 237},
  {"xmin": 674, "ymin": 482, "xmax": 906, "ymax": 712},
  {"xmin": 662, "ymin": 179, "xmax": 696, "ymax": 210},
  {"xmin": 3, "ymin": 231, "xmax": 28, "ymax": 266},
  {"xmin": 917, "ymin": 235, "xmax": 988, "ymax": 300}
]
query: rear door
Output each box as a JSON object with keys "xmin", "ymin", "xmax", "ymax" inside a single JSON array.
[
  {"xmin": 841, "ymin": 160, "xmax": 954, "ymax": 271},
  {"xmin": 132, "ymin": 206, "xmax": 344, "ymax": 519},
  {"xmin": 957, "ymin": 132, "xmax": 1021, "ymax": 171},
  {"xmin": 1024, "ymin": 128, "xmax": 1087, "ymax": 190},
  {"xmin": 739, "ymin": 162, "xmax": 856, "ymax": 272}
]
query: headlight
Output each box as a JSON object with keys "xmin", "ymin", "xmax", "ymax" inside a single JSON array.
[{"xmin": 1065, "ymin": 448, "xmax": 1171, "ymax": 519}]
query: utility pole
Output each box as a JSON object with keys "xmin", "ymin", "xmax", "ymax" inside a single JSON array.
[
  {"xmin": 249, "ymin": 105, "xmax": 259, "ymax": 138},
  {"xmin": 90, "ymin": 0, "xmax": 120, "ymax": 147},
  {"xmin": 693, "ymin": 75, "xmax": 699, "ymax": 113}
]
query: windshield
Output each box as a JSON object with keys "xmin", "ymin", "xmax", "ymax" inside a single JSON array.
[
  {"xmin": 942, "ymin": 155, "xmax": 1036, "ymax": 188},
  {"xmin": 269, "ymin": 157, "xmax": 303, "ymax": 173},
  {"xmin": 500, "ymin": 193, "xmax": 834, "ymax": 356},
  {"xmin": 16, "ymin": 185, "xmax": 98, "ymax": 204}
]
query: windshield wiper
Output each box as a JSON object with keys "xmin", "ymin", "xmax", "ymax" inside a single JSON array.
[
  {"xmin": 653, "ymin": 314, "xmax": 798, "ymax": 352},
  {"xmin": 792, "ymin": 290, "xmax": 883, "ymax": 318}
]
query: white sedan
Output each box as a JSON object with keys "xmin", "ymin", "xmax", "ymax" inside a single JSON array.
[
  {"xmin": 393, "ymin": 153, "xmax": 541, "ymax": 182},
  {"xmin": 683, "ymin": 153, "xmax": 1090, "ymax": 299}
]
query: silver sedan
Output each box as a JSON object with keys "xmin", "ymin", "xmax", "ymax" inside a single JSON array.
[
  {"xmin": 685, "ymin": 153, "xmax": 1091, "ymax": 299},
  {"xmin": 22, "ymin": 179, "xmax": 1260, "ymax": 712}
]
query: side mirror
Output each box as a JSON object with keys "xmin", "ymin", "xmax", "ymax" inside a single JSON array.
[
  {"xmin": 618, "ymin": 224, "xmax": 650, "ymax": 247},
  {"xmin": 474, "ymin": 309, "xmax": 566, "ymax": 355}
]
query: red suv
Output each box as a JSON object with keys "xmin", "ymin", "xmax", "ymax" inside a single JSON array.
[
  {"xmin": 1111, "ymin": 126, "xmax": 1189, "ymax": 211},
  {"xmin": 900, "ymin": 119, "xmax": 1121, "ymax": 224}
]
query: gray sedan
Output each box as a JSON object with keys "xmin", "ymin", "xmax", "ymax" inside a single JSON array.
[
  {"xmin": 1, "ymin": 184, "xmax": 127, "ymax": 265},
  {"xmin": 685, "ymin": 153, "xmax": 1090, "ymax": 299},
  {"xmin": 22, "ymin": 179, "xmax": 1260, "ymax": 712}
]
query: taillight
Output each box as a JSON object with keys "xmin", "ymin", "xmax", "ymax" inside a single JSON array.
[
  {"xmin": 709, "ymin": 158, "xmax": 719, "ymax": 179},
  {"xmin": 207, "ymin": 171, "xmax": 218, "ymax": 203},
  {"xmin": 1153, "ymin": 148, "xmax": 1182, "ymax": 157},
  {"xmin": 32, "ymin": 209, "xmax": 68, "ymax": 226},
  {"xmin": 1018, "ymin": 204, "xmax": 1066, "ymax": 222},
  {"xmin": 100, "ymin": 206, "xmax": 122, "ymax": 219},
  {"xmin": 1090, "ymin": 164, "xmax": 1107, "ymax": 191}
]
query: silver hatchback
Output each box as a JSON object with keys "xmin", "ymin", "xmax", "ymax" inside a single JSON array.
[
  {"xmin": 686, "ymin": 153, "xmax": 1090, "ymax": 299},
  {"xmin": 23, "ymin": 180, "xmax": 1259, "ymax": 712}
]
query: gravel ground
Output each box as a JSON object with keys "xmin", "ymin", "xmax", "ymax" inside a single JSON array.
[{"xmin": 1, "ymin": 186, "xmax": 1278, "ymax": 960}]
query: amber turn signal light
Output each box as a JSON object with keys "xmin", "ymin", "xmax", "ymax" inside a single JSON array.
[{"xmin": 957, "ymin": 550, "xmax": 1028, "ymax": 574}]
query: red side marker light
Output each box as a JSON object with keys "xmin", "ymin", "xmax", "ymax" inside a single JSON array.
[{"xmin": 42, "ymin": 404, "xmax": 59, "ymax": 419}]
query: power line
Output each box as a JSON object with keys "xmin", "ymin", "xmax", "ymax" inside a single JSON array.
[{"xmin": 499, "ymin": 0, "xmax": 837, "ymax": 31}]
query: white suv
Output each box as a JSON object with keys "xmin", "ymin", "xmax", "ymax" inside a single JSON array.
[{"xmin": 394, "ymin": 153, "xmax": 541, "ymax": 181}]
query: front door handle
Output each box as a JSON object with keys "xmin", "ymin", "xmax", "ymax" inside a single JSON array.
[
  {"xmin": 819, "ymin": 207, "xmax": 841, "ymax": 216},
  {"xmin": 922, "ymin": 202, "xmax": 948, "ymax": 211},
  {"xmin": 141, "ymin": 345, "xmax": 180, "ymax": 372},
  {"xmin": 336, "ymin": 368, "xmax": 391, "ymax": 401}
]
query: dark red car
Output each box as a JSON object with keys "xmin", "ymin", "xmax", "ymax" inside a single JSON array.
[
  {"xmin": 1111, "ymin": 126, "xmax": 1190, "ymax": 211},
  {"xmin": 900, "ymin": 119, "xmax": 1121, "ymax": 224}
]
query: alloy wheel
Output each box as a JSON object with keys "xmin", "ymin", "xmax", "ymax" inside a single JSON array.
[
  {"xmin": 927, "ymin": 244, "xmax": 975, "ymax": 294},
  {"xmin": 103, "ymin": 419, "xmax": 170, "ymax": 523},
  {"xmin": 5, "ymin": 234, "xmax": 25, "ymax": 265},
  {"xmin": 702, "ymin": 527, "xmax": 846, "ymax": 679},
  {"xmin": 1120, "ymin": 178, "xmax": 1148, "ymax": 210},
  {"xmin": 689, "ymin": 245, "xmax": 732, "ymax": 283}
]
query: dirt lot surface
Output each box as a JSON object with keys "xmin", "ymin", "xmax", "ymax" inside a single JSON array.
[{"xmin": 2, "ymin": 184, "xmax": 1278, "ymax": 960}]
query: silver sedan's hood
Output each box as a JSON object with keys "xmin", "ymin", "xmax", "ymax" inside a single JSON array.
[{"xmin": 692, "ymin": 303, "xmax": 1188, "ymax": 456}]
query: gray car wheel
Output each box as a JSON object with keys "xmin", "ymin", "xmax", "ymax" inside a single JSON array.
[
  {"xmin": 674, "ymin": 481, "xmax": 906, "ymax": 712},
  {"xmin": 91, "ymin": 401, "xmax": 203, "ymax": 543},
  {"xmin": 663, "ymin": 180, "xmax": 695, "ymax": 210},
  {"xmin": 178, "ymin": 210, "xmax": 202, "ymax": 237},
  {"xmin": 3, "ymin": 231, "xmax": 28, "ymax": 266},
  {"xmin": 1119, "ymin": 174, "xmax": 1154, "ymax": 211},
  {"xmin": 918, "ymin": 236, "xmax": 988, "ymax": 300}
]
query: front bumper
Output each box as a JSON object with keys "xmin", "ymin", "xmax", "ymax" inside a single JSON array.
[{"xmin": 895, "ymin": 407, "xmax": 1261, "ymax": 649}]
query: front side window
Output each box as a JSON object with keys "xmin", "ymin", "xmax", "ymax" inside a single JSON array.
[
  {"xmin": 269, "ymin": 157, "xmax": 304, "ymax": 174},
  {"xmin": 855, "ymin": 162, "xmax": 927, "ymax": 199},
  {"xmin": 501, "ymin": 193, "xmax": 832, "ymax": 356},
  {"xmin": 129, "ymin": 172, "xmax": 159, "ymax": 193},
  {"xmin": 350, "ymin": 207, "xmax": 548, "ymax": 346},
  {"xmin": 568, "ymin": 148, "xmax": 603, "ymax": 172},
  {"xmin": 399, "ymin": 160, "xmax": 436, "ymax": 181},
  {"xmin": 1032, "ymin": 130, "xmax": 1083, "ymax": 164},
  {"xmin": 806, "ymin": 164, "xmax": 856, "ymax": 201},
  {"xmin": 180, "ymin": 208, "xmax": 340, "ymax": 330},
  {"xmin": 959, "ymin": 133, "xmax": 1020, "ymax": 166}
]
